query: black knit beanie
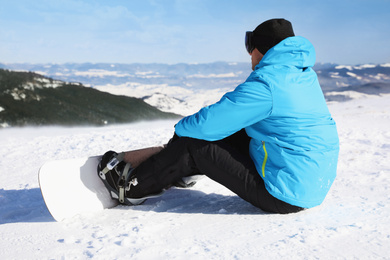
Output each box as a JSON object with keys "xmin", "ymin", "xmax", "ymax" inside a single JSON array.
[{"xmin": 253, "ymin": 18, "xmax": 295, "ymax": 55}]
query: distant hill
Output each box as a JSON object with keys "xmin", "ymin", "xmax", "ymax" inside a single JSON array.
[
  {"xmin": 313, "ymin": 63, "xmax": 390, "ymax": 91},
  {"xmin": 323, "ymin": 82, "xmax": 390, "ymax": 102},
  {"xmin": 0, "ymin": 69, "xmax": 180, "ymax": 127}
]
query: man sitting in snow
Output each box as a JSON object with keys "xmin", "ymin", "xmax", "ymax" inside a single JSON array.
[{"xmin": 98, "ymin": 18, "xmax": 339, "ymax": 214}]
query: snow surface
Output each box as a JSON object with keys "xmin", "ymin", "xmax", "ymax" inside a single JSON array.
[{"xmin": 1, "ymin": 94, "xmax": 390, "ymax": 259}]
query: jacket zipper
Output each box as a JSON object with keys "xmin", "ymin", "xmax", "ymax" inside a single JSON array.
[{"xmin": 261, "ymin": 141, "xmax": 268, "ymax": 177}]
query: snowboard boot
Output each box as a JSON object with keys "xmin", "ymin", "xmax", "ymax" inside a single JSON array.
[
  {"xmin": 97, "ymin": 151, "xmax": 164, "ymax": 205},
  {"xmin": 98, "ymin": 151, "xmax": 141, "ymax": 205}
]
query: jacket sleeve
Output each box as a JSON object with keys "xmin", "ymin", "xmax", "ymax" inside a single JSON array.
[{"xmin": 174, "ymin": 76, "xmax": 273, "ymax": 141}]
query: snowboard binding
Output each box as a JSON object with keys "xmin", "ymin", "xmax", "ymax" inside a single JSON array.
[{"xmin": 97, "ymin": 151, "xmax": 142, "ymax": 205}]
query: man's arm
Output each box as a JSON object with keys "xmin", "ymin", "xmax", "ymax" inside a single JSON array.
[{"xmin": 175, "ymin": 79, "xmax": 273, "ymax": 141}]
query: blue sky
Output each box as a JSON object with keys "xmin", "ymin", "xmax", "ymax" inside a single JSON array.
[{"xmin": 1, "ymin": 0, "xmax": 389, "ymax": 65}]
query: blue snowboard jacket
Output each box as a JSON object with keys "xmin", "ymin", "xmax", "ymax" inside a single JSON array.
[{"xmin": 175, "ymin": 36, "xmax": 339, "ymax": 208}]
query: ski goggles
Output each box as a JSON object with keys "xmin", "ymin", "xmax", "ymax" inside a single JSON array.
[{"xmin": 245, "ymin": 31, "xmax": 255, "ymax": 54}]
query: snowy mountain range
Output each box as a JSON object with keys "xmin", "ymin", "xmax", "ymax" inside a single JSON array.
[
  {"xmin": 2, "ymin": 61, "xmax": 389, "ymax": 89},
  {"xmin": 1, "ymin": 61, "xmax": 389, "ymax": 119}
]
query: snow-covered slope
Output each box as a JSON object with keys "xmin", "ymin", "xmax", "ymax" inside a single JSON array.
[
  {"xmin": 95, "ymin": 82, "xmax": 230, "ymax": 116},
  {"xmin": 1, "ymin": 93, "xmax": 390, "ymax": 259}
]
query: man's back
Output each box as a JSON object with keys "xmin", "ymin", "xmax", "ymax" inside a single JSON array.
[{"xmin": 246, "ymin": 36, "xmax": 339, "ymax": 208}]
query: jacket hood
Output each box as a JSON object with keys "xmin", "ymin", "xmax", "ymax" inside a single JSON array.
[{"xmin": 257, "ymin": 36, "xmax": 316, "ymax": 69}]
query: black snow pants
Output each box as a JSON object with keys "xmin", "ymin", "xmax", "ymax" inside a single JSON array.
[{"xmin": 129, "ymin": 129, "xmax": 304, "ymax": 214}]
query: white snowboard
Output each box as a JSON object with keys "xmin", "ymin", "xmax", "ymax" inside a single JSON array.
[{"xmin": 38, "ymin": 156, "xmax": 119, "ymax": 221}]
